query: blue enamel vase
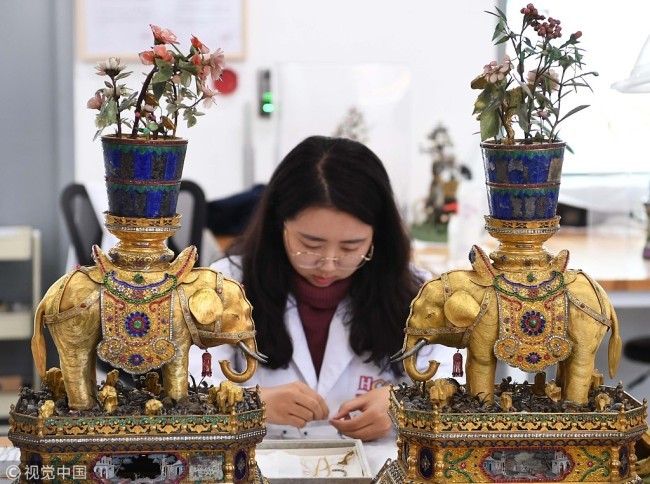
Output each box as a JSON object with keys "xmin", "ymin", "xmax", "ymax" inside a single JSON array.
[
  {"xmin": 101, "ymin": 135, "xmax": 188, "ymax": 218},
  {"xmin": 481, "ymin": 141, "xmax": 565, "ymax": 221}
]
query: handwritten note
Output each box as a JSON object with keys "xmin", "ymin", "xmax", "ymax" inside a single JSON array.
[{"xmin": 77, "ymin": 0, "xmax": 245, "ymax": 61}]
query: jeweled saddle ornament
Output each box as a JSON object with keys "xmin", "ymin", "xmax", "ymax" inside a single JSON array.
[
  {"xmin": 94, "ymin": 246, "xmax": 197, "ymax": 374},
  {"xmin": 492, "ymin": 270, "xmax": 571, "ymax": 372},
  {"xmin": 471, "ymin": 244, "xmax": 592, "ymax": 373}
]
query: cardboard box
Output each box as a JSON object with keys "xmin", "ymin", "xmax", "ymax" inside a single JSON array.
[
  {"xmin": 0, "ymin": 376, "xmax": 22, "ymax": 392},
  {"xmin": 256, "ymin": 439, "xmax": 372, "ymax": 483}
]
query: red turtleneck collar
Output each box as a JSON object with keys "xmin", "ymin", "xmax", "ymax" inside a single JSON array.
[{"xmin": 292, "ymin": 272, "xmax": 351, "ymax": 376}]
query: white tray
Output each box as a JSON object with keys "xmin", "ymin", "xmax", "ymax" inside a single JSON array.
[{"xmin": 256, "ymin": 439, "xmax": 372, "ymax": 483}]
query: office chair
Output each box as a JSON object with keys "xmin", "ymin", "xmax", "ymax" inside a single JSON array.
[
  {"xmin": 60, "ymin": 183, "xmax": 103, "ymax": 266},
  {"xmin": 623, "ymin": 338, "xmax": 650, "ymax": 389},
  {"xmin": 168, "ymin": 180, "xmax": 206, "ymax": 258},
  {"xmin": 205, "ymin": 184, "xmax": 265, "ymax": 256}
]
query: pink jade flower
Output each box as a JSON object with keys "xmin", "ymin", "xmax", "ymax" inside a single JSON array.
[
  {"xmin": 86, "ymin": 92, "xmax": 105, "ymax": 110},
  {"xmin": 199, "ymin": 82, "xmax": 220, "ymax": 108},
  {"xmin": 154, "ymin": 45, "xmax": 173, "ymax": 62},
  {"xmin": 483, "ymin": 55, "xmax": 512, "ymax": 83},
  {"xmin": 208, "ymin": 48, "xmax": 225, "ymax": 81},
  {"xmin": 191, "ymin": 53, "xmax": 208, "ymax": 80},
  {"xmin": 191, "ymin": 35, "xmax": 210, "ymax": 54},
  {"xmin": 150, "ymin": 24, "xmax": 178, "ymax": 45},
  {"xmin": 138, "ymin": 51, "xmax": 155, "ymax": 65},
  {"xmin": 139, "ymin": 45, "xmax": 173, "ymax": 65}
]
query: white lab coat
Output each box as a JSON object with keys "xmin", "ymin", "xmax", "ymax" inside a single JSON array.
[{"xmin": 188, "ymin": 256, "xmax": 464, "ymax": 472}]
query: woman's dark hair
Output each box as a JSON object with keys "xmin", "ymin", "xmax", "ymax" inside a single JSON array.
[{"xmin": 232, "ymin": 135, "xmax": 421, "ymax": 376}]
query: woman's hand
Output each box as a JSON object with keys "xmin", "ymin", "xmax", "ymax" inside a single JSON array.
[
  {"xmin": 260, "ymin": 382, "xmax": 329, "ymax": 427},
  {"xmin": 328, "ymin": 386, "xmax": 392, "ymax": 441}
]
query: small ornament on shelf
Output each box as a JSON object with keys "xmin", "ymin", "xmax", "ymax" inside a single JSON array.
[
  {"xmin": 411, "ymin": 123, "xmax": 471, "ymax": 243},
  {"xmin": 332, "ymin": 106, "xmax": 369, "ymax": 144}
]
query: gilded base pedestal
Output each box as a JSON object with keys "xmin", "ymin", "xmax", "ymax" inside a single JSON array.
[
  {"xmin": 374, "ymin": 385, "xmax": 647, "ymax": 484},
  {"xmin": 9, "ymin": 388, "xmax": 267, "ymax": 483}
]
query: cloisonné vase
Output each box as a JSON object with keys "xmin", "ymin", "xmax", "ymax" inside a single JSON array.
[
  {"xmin": 481, "ymin": 141, "xmax": 565, "ymax": 221},
  {"xmin": 101, "ymin": 135, "xmax": 188, "ymax": 218}
]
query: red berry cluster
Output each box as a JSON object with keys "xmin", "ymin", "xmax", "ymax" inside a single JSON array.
[
  {"xmin": 520, "ymin": 3, "xmax": 563, "ymax": 40},
  {"xmin": 536, "ymin": 17, "xmax": 562, "ymax": 40}
]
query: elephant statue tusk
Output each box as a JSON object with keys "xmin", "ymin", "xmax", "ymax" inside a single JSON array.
[
  {"xmin": 390, "ymin": 347, "xmax": 405, "ymax": 361},
  {"xmin": 256, "ymin": 350, "xmax": 269, "ymax": 360},
  {"xmin": 237, "ymin": 340, "xmax": 268, "ymax": 363},
  {"xmin": 391, "ymin": 338, "xmax": 428, "ymax": 363}
]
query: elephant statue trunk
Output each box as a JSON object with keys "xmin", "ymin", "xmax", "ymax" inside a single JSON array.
[
  {"xmin": 219, "ymin": 341, "xmax": 266, "ymax": 383},
  {"xmin": 394, "ymin": 338, "xmax": 441, "ymax": 382}
]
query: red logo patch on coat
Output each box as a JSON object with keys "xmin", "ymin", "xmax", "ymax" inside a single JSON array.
[{"xmin": 358, "ymin": 376, "xmax": 389, "ymax": 392}]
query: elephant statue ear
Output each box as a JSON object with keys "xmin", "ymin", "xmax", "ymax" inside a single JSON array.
[
  {"xmin": 78, "ymin": 264, "xmax": 103, "ymax": 284},
  {"xmin": 468, "ymin": 245, "xmax": 495, "ymax": 286},
  {"xmin": 551, "ymin": 249, "xmax": 578, "ymax": 284},
  {"xmin": 444, "ymin": 290, "xmax": 481, "ymax": 328},
  {"xmin": 189, "ymin": 288, "xmax": 223, "ymax": 326},
  {"xmin": 550, "ymin": 249, "xmax": 570, "ymax": 272},
  {"xmin": 171, "ymin": 246, "xmax": 199, "ymax": 283},
  {"xmin": 91, "ymin": 245, "xmax": 113, "ymax": 274}
]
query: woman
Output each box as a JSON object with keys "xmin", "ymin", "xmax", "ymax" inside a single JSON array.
[{"xmin": 190, "ymin": 135, "xmax": 459, "ymax": 444}]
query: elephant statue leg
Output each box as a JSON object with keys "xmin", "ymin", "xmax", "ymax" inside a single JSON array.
[
  {"xmin": 558, "ymin": 280, "xmax": 620, "ymax": 404},
  {"xmin": 160, "ymin": 311, "xmax": 193, "ymax": 402},
  {"xmin": 558, "ymin": 352, "xmax": 599, "ymax": 404},
  {"xmin": 465, "ymin": 322, "xmax": 499, "ymax": 401},
  {"xmin": 33, "ymin": 271, "xmax": 103, "ymax": 411},
  {"xmin": 465, "ymin": 350, "xmax": 499, "ymax": 401},
  {"xmin": 49, "ymin": 320, "xmax": 101, "ymax": 410},
  {"xmin": 46, "ymin": 306, "xmax": 103, "ymax": 410},
  {"xmin": 559, "ymin": 314, "xmax": 608, "ymax": 404}
]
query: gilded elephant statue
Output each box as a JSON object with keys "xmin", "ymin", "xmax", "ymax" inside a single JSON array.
[
  {"xmin": 31, "ymin": 245, "xmax": 266, "ymax": 410},
  {"xmin": 395, "ymin": 245, "xmax": 621, "ymax": 405}
]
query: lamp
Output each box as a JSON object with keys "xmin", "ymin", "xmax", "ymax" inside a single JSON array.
[
  {"xmin": 612, "ymin": 35, "xmax": 650, "ymax": 93},
  {"xmin": 612, "ymin": 34, "xmax": 650, "ymax": 260}
]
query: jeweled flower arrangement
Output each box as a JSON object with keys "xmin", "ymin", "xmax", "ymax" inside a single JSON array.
[
  {"xmin": 471, "ymin": 3, "xmax": 598, "ymax": 144},
  {"xmin": 87, "ymin": 24, "xmax": 224, "ymax": 140}
]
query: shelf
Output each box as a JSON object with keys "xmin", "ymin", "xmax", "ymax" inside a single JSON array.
[
  {"xmin": 0, "ymin": 227, "xmax": 41, "ymax": 398},
  {"xmin": 0, "ymin": 311, "xmax": 32, "ymax": 340},
  {"xmin": 0, "ymin": 227, "xmax": 34, "ymax": 261},
  {"xmin": 413, "ymin": 226, "xmax": 650, "ymax": 292}
]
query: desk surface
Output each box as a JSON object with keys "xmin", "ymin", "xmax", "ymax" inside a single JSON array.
[{"xmin": 413, "ymin": 225, "xmax": 650, "ymax": 292}]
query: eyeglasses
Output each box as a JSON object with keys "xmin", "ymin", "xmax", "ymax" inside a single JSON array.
[{"xmin": 284, "ymin": 230, "xmax": 374, "ymax": 270}]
